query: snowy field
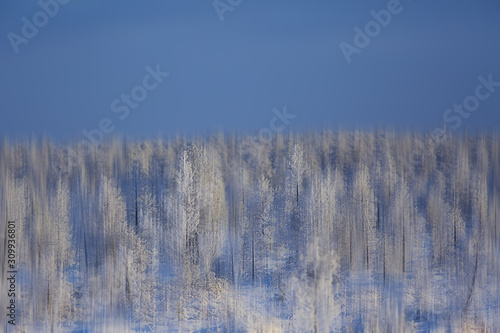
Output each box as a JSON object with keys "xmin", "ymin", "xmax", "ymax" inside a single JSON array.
[{"xmin": 1, "ymin": 131, "xmax": 499, "ymax": 332}]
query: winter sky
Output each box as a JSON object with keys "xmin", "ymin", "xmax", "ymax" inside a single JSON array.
[{"xmin": 1, "ymin": 0, "xmax": 500, "ymax": 140}]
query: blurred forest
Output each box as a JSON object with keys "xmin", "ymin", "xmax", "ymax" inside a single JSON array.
[{"xmin": 1, "ymin": 130, "xmax": 499, "ymax": 332}]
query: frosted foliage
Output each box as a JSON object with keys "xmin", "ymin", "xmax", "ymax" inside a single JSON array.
[
  {"xmin": 0, "ymin": 131, "xmax": 499, "ymax": 331},
  {"xmin": 288, "ymin": 241, "xmax": 340, "ymax": 332}
]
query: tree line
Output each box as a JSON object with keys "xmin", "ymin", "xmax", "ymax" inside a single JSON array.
[{"xmin": 0, "ymin": 130, "xmax": 499, "ymax": 331}]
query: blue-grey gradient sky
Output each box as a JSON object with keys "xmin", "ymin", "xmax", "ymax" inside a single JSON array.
[{"xmin": 1, "ymin": 0, "xmax": 499, "ymax": 141}]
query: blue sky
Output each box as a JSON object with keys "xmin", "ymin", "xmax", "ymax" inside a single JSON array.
[{"xmin": 1, "ymin": 0, "xmax": 500, "ymax": 141}]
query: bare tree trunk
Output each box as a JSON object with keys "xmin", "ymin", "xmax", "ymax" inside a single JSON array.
[
  {"xmin": 314, "ymin": 270, "xmax": 318, "ymax": 333},
  {"xmin": 464, "ymin": 201, "xmax": 482, "ymax": 314},
  {"xmin": 383, "ymin": 238, "xmax": 386, "ymax": 283},
  {"xmin": 349, "ymin": 229, "xmax": 352, "ymax": 269},
  {"xmin": 296, "ymin": 183, "xmax": 299, "ymax": 207},
  {"xmin": 252, "ymin": 225, "xmax": 255, "ymax": 286},
  {"xmin": 495, "ymin": 186, "xmax": 497, "ymax": 247},
  {"xmin": 453, "ymin": 188, "xmax": 457, "ymax": 247},
  {"xmin": 403, "ymin": 217, "xmax": 405, "ymax": 274},
  {"xmin": 464, "ymin": 239, "xmax": 479, "ymax": 314}
]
